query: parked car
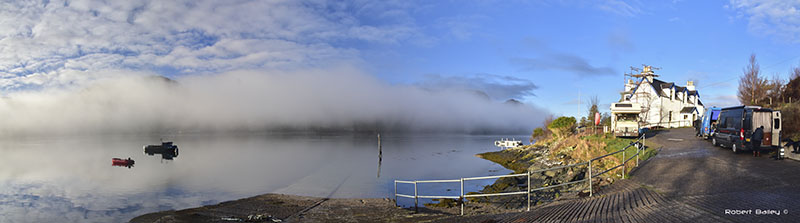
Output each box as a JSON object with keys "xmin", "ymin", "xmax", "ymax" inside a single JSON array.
[
  {"xmin": 711, "ymin": 105, "xmax": 782, "ymax": 153},
  {"xmin": 700, "ymin": 107, "xmax": 721, "ymax": 139}
]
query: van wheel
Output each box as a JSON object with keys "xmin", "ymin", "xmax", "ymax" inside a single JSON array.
[
  {"xmin": 732, "ymin": 143, "xmax": 738, "ymax": 153},
  {"xmin": 712, "ymin": 137, "xmax": 718, "ymax": 146}
]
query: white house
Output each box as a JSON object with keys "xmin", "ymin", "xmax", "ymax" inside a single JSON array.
[{"xmin": 620, "ymin": 66, "xmax": 704, "ymax": 128}]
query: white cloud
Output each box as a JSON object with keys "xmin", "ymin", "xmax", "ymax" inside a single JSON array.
[
  {"xmin": 597, "ymin": 0, "xmax": 643, "ymax": 17},
  {"xmin": 416, "ymin": 74, "xmax": 539, "ymax": 100},
  {"xmin": 704, "ymin": 94, "xmax": 740, "ymax": 107},
  {"xmin": 0, "ymin": 67, "xmax": 549, "ymax": 135},
  {"xmin": 0, "ymin": 0, "xmax": 427, "ymax": 91},
  {"xmin": 728, "ymin": 0, "xmax": 800, "ymax": 43},
  {"xmin": 607, "ymin": 29, "xmax": 636, "ymax": 52}
]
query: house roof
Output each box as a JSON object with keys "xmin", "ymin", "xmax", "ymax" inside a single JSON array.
[
  {"xmin": 649, "ymin": 78, "xmax": 667, "ymax": 97},
  {"xmin": 680, "ymin": 107, "xmax": 698, "ymax": 113},
  {"xmin": 633, "ymin": 77, "xmax": 700, "ymax": 97}
]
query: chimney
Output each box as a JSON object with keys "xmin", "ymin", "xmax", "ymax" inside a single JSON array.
[
  {"xmin": 686, "ymin": 81, "xmax": 695, "ymax": 91},
  {"xmin": 625, "ymin": 79, "xmax": 634, "ymax": 92},
  {"xmin": 643, "ymin": 65, "xmax": 654, "ymax": 82},
  {"xmin": 671, "ymin": 88, "xmax": 675, "ymax": 100}
]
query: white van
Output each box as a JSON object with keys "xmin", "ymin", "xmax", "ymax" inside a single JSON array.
[{"xmin": 611, "ymin": 103, "xmax": 643, "ymax": 137}]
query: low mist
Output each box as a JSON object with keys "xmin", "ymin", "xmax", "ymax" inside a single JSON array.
[{"xmin": 0, "ymin": 67, "xmax": 548, "ymax": 135}]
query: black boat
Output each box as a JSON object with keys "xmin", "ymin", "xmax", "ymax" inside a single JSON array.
[{"xmin": 144, "ymin": 141, "xmax": 179, "ymax": 160}]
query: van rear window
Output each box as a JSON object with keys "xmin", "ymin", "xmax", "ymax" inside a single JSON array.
[
  {"xmin": 752, "ymin": 112, "xmax": 772, "ymax": 130},
  {"xmin": 718, "ymin": 109, "xmax": 743, "ymax": 129}
]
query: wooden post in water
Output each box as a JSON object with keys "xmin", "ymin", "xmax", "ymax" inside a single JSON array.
[{"xmin": 377, "ymin": 134, "xmax": 382, "ymax": 178}]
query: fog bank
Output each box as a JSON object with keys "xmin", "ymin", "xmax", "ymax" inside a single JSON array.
[{"xmin": 0, "ymin": 67, "xmax": 548, "ymax": 135}]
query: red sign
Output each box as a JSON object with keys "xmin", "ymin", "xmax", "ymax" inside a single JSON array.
[{"xmin": 594, "ymin": 112, "xmax": 601, "ymax": 125}]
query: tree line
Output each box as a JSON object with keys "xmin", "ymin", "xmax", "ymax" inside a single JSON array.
[
  {"xmin": 738, "ymin": 54, "xmax": 800, "ymax": 106},
  {"xmin": 738, "ymin": 53, "xmax": 800, "ymax": 140}
]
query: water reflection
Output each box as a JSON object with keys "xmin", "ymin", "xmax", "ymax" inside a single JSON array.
[
  {"xmin": 377, "ymin": 134, "xmax": 382, "ymax": 178},
  {"xmin": 0, "ymin": 133, "xmax": 523, "ymax": 222}
]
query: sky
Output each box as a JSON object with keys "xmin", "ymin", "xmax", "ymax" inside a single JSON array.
[{"xmin": 1, "ymin": 0, "xmax": 800, "ymax": 133}]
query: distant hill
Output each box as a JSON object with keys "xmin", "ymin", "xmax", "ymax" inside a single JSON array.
[
  {"xmin": 147, "ymin": 75, "xmax": 178, "ymax": 84},
  {"xmin": 504, "ymin": 99, "xmax": 523, "ymax": 105}
]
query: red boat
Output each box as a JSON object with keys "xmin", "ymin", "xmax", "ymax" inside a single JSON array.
[{"xmin": 112, "ymin": 158, "xmax": 135, "ymax": 168}]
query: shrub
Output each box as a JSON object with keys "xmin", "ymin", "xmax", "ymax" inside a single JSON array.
[
  {"xmin": 548, "ymin": 116, "xmax": 576, "ymax": 138},
  {"xmin": 531, "ymin": 115, "xmax": 555, "ymax": 143},
  {"xmin": 778, "ymin": 103, "xmax": 800, "ymax": 140},
  {"xmin": 530, "ymin": 127, "xmax": 545, "ymax": 142}
]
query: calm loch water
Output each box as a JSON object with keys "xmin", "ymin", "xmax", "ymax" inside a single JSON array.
[{"xmin": 0, "ymin": 133, "xmax": 525, "ymax": 222}]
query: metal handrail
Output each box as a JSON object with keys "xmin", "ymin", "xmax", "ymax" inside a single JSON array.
[
  {"xmin": 530, "ymin": 178, "xmax": 588, "ymax": 192},
  {"xmin": 590, "ymin": 143, "xmax": 634, "ymax": 161},
  {"xmin": 592, "ymin": 163, "xmax": 625, "ymax": 178},
  {"xmin": 418, "ymin": 195, "xmax": 461, "ymax": 199},
  {"xmin": 588, "ymin": 134, "xmax": 645, "ymax": 195},
  {"xmin": 416, "ymin": 179, "xmax": 461, "ymax": 183},
  {"xmin": 463, "ymin": 191, "xmax": 528, "ymax": 198},
  {"xmin": 394, "ymin": 134, "xmax": 647, "ymax": 215},
  {"xmin": 532, "ymin": 161, "xmax": 588, "ymax": 173},
  {"xmin": 623, "ymin": 150, "xmax": 640, "ymax": 164},
  {"xmin": 463, "ymin": 173, "xmax": 527, "ymax": 180}
]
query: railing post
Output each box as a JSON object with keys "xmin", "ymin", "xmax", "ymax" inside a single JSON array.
[
  {"xmin": 460, "ymin": 178, "xmax": 464, "ymax": 216},
  {"xmin": 394, "ymin": 181, "xmax": 398, "ymax": 206},
  {"xmin": 588, "ymin": 160, "xmax": 593, "ymax": 197},
  {"xmin": 414, "ymin": 181, "xmax": 418, "ymax": 213},
  {"xmin": 527, "ymin": 171, "xmax": 531, "ymax": 212},
  {"xmin": 622, "ymin": 149, "xmax": 626, "ymax": 179},
  {"xmin": 636, "ymin": 143, "xmax": 640, "ymax": 167}
]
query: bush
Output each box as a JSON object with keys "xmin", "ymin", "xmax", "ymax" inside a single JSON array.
[
  {"xmin": 531, "ymin": 128, "xmax": 545, "ymax": 142},
  {"xmin": 778, "ymin": 103, "xmax": 800, "ymax": 140},
  {"xmin": 531, "ymin": 115, "xmax": 555, "ymax": 143},
  {"xmin": 548, "ymin": 116, "xmax": 576, "ymax": 138}
]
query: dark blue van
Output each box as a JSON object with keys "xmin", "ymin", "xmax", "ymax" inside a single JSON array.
[{"xmin": 711, "ymin": 105, "xmax": 782, "ymax": 153}]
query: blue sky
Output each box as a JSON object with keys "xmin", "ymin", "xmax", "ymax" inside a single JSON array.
[
  {"xmin": 1, "ymin": 0, "xmax": 800, "ymax": 121},
  {"xmin": 356, "ymin": 0, "xmax": 800, "ymax": 117}
]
